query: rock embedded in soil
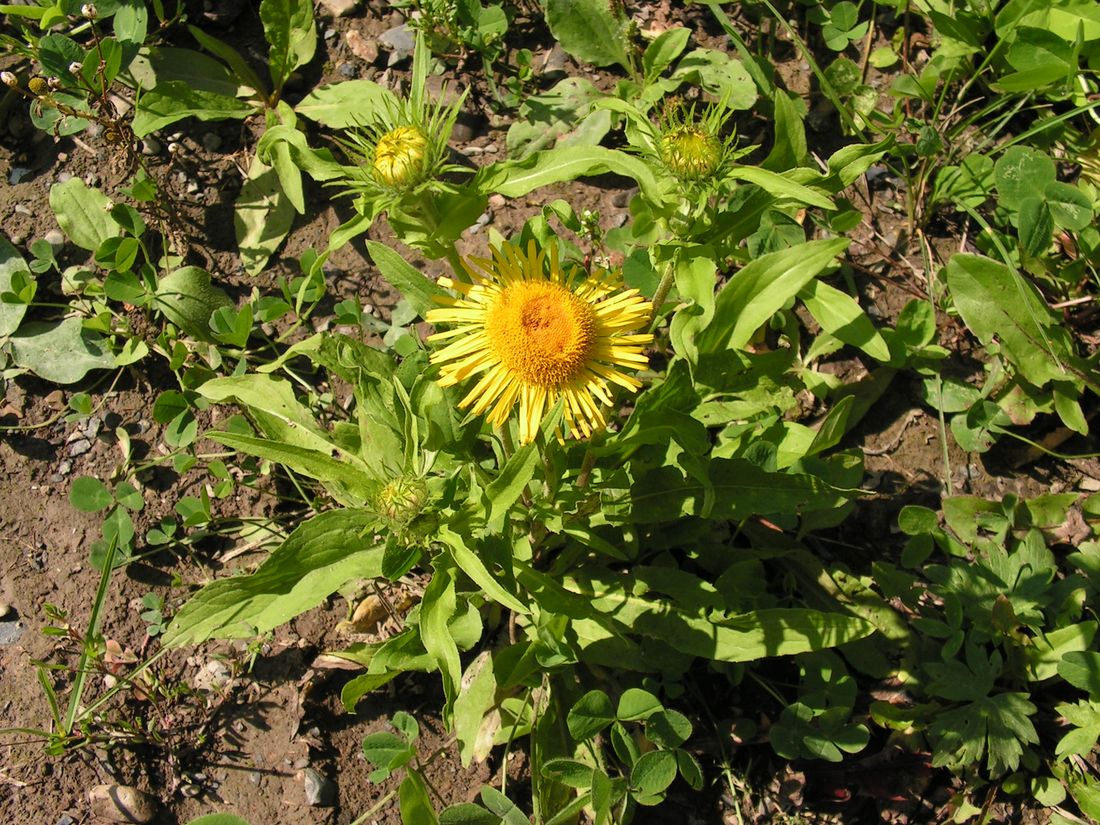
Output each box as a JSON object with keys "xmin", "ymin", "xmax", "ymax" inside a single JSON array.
[
  {"xmin": 319, "ymin": 0, "xmax": 356, "ymax": 17},
  {"xmin": 300, "ymin": 767, "xmax": 336, "ymax": 807},
  {"xmin": 379, "ymin": 24, "xmax": 415, "ymax": 65},
  {"xmin": 0, "ymin": 620, "xmax": 24, "ymax": 644},
  {"xmin": 140, "ymin": 137, "xmax": 161, "ymax": 156},
  {"xmin": 88, "ymin": 784, "xmax": 159, "ymax": 823},
  {"xmin": 0, "ymin": 601, "xmax": 12, "ymax": 619}
]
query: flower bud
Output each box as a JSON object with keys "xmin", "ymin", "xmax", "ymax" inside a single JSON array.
[
  {"xmin": 372, "ymin": 125, "xmax": 428, "ymax": 188},
  {"xmin": 659, "ymin": 125, "xmax": 722, "ymax": 181},
  {"xmin": 376, "ymin": 476, "xmax": 428, "ymax": 525},
  {"xmin": 68, "ymin": 61, "xmax": 83, "ymax": 77},
  {"xmin": 81, "ymin": 3, "xmax": 97, "ymax": 19},
  {"xmin": 1, "ymin": 71, "xmax": 17, "ymax": 88},
  {"xmin": 47, "ymin": 76, "xmax": 63, "ymax": 91}
]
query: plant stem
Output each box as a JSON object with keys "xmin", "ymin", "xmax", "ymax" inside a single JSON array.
[{"xmin": 648, "ymin": 262, "xmax": 676, "ymax": 329}]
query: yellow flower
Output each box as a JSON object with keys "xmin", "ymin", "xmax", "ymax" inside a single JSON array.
[
  {"xmin": 373, "ymin": 125, "xmax": 428, "ymax": 187},
  {"xmin": 426, "ymin": 241, "xmax": 653, "ymax": 444}
]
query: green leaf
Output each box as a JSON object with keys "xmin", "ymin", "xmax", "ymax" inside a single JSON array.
[
  {"xmin": 164, "ymin": 509, "xmax": 383, "ymax": 644},
  {"xmin": 945, "ymin": 254, "xmax": 1073, "ymax": 386},
  {"xmin": 1059, "ymin": 651, "xmax": 1100, "ymax": 699},
  {"xmin": 542, "ymin": 758, "xmax": 596, "ymax": 789},
  {"xmin": 235, "ymin": 155, "xmax": 296, "ymax": 276},
  {"xmin": 730, "ymin": 166, "xmax": 835, "ymax": 210},
  {"xmin": 439, "ymin": 804, "xmax": 500, "ymax": 825},
  {"xmin": 70, "ymin": 477, "xmax": 113, "ymax": 512},
  {"xmin": 49, "ymin": 178, "xmax": 121, "ymax": 252},
  {"xmin": 186, "ymin": 25, "xmax": 268, "ymax": 97},
  {"xmin": 617, "ymin": 688, "xmax": 662, "ymax": 721},
  {"xmin": 295, "ymin": 80, "xmax": 400, "ymax": 128},
  {"xmin": 567, "ymin": 690, "xmax": 615, "ymax": 741},
  {"xmin": 800, "ymin": 279, "xmax": 889, "ymax": 361},
  {"xmin": 631, "ymin": 750, "xmax": 677, "ymax": 796},
  {"xmin": 132, "ymin": 81, "xmax": 253, "ymax": 136},
  {"xmin": 929, "ymin": 692, "xmax": 1038, "ymax": 777},
  {"xmin": 475, "ymin": 145, "xmax": 663, "ymax": 206},
  {"xmin": 399, "ymin": 770, "xmax": 439, "ymax": 825},
  {"xmin": 1044, "ymin": 181, "xmax": 1093, "ymax": 231},
  {"xmin": 260, "ymin": 0, "xmax": 317, "ymax": 92},
  {"xmin": 366, "ymin": 241, "xmax": 448, "ymax": 319},
  {"xmin": 154, "ymin": 266, "xmax": 233, "ymax": 341},
  {"xmin": 422, "ymin": 562, "xmax": 461, "ymax": 716},
  {"xmin": 994, "ymin": 146, "xmax": 1056, "ymax": 211},
  {"xmin": 1024, "ymin": 622, "xmax": 1096, "ymax": 682},
  {"xmin": 696, "ymin": 239, "xmax": 849, "ymax": 355},
  {"xmin": 9, "ymin": 319, "xmax": 115, "ymax": 383},
  {"xmin": 642, "ymin": 27, "xmax": 691, "ymax": 80},
  {"xmin": 646, "ymin": 709, "xmax": 692, "ymax": 748},
  {"xmin": 544, "ymin": 0, "xmax": 631, "ymax": 72},
  {"xmin": 436, "ymin": 527, "xmax": 528, "ymax": 614},
  {"xmin": 1017, "ymin": 197, "xmax": 1054, "ymax": 257},
  {"xmin": 0, "ymin": 235, "xmax": 31, "ymax": 337},
  {"xmin": 362, "ymin": 731, "xmax": 415, "ymax": 772}
]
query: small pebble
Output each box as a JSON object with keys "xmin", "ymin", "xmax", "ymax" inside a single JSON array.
[
  {"xmin": 140, "ymin": 137, "xmax": 161, "ymax": 155},
  {"xmin": 14, "ymin": 204, "xmax": 32, "ymax": 216},
  {"xmin": 57, "ymin": 152, "xmax": 68, "ymax": 162},
  {"xmin": 56, "ymin": 815, "xmax": 76, "ymax": 825},
  {"xmin": 324, "ymin": 27, "xmax": 337, "ymax": 39},
  {"xmin": 167, "ymin": 141, "xmax": 181, "ymax": 154},
  {"xmin": 67, "ymin": 438, "xmax": 92, "ymax": 457},
  {"xmin": 88, "ymin": 785, "xmax": 159, "ymax": 824},
  {"xmin": 44, "ymin": 228, "xmax": 65, "ymax": 253},
  {"xmin": 8, "ymin": 166, "xmax": 31, "ymax": 184},
  {"xmin": 0, "ymin": 602, "xmax": 12, "ymax": 619},
  {"xmin": 180, "ymin": 783, "xmax": 201, "ymax": 798},
  {"xmin": 301, "ymin": 768, "xmax": 336, "ymax": 807},
  {"xmin": 186, "ymin": 180, "xmax": 200, "ymax": 194},
  {"xmin": 9, "ymin": 234, "xmax": 24, "ymax": 246},
  {"xmin": 56, "ymin": 459, "xmax": 72, "ymax": 476},
  {"xmin": 0, "ymin": 621, "xmax": 24, "ymax": 645},
  {"xmin": 56, "ymin": 171, "xmax": 73, "ymax": 184},
  {"xmin": 337, "ymin": 61, "xmax": 356, "ymax": 78},
  {"xmin": 85, "ymin": 172, "xmax": 99, "ymax": 186}
]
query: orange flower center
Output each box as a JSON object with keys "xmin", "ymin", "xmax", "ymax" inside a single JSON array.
[{"xmin": 484, "ymin": 281, "xmax": 596, "ymax": 387}]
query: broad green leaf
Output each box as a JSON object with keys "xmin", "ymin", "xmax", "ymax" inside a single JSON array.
[
  {"xmin": 762, "ymin": 90, "xmax": 807, "ymax": 172},
  {"xmin": 0, "ymin": 235, "xmax": 30, "ymax": 336},
  {"xmin": 366, "ymin": 240, "xmax": 448, "ymax": 319},
  {"xmin": 164, "ymin": 509, "xmax": 383, "ymax": 644},
  {"xmin": 9, "ymin": 319, "xmax": 115, "ymax": 384},
  {"xmin": 1024, "ymin": 622, "xmax": 1096, "ymax": 681},
  {"xmin": 506, "ymin": 77, "xmax": 611, "ymax": 159},
  {"xmin": 994, "ymin": 146, "xmax": 1055, "ymax": 211},
  {"xmin": 439, "ymin": 804, "xmax": 500, "ymax": 825},
  {"xmin": 945, "ymin": 254, "xmax": 1072, "ymax": 386},
  {"xmin": 143, "ymin": 47, "xmax": 241, "ymax": 96},
  {"xmin": 132, "ymin": 81, "xmax": 253, "ymax": 136},
  {"xmin": 1045, "ymin": 181, "xmax": 1093, "ymax": 231},
  {"xmin": 295, "ymin": 80, "xmax": 400, "ymax": 128},
  {"xmin": 49, "ymin": 178, "xmax": 121, "ymax": 252},
  {"xmin": 642, "ymin": 27, "xmax": 692, "ymax": 80},
  {"xmin": 544, "ymin": 0, "xmax": 631, "ymax": 71},
  {"xmin": 70, "ymin": 477, "xmax": 113, "ymax": 512},
  {"xmin": 475, "ymin": 145, "xmax": 664, "ymax": 206},
  {"xmin": 261, "ymin": 0, "xmax": 317, "ymax": 92},
  {"xmin": 154, "ymin": 266, "xmax": 233, "ymax": 341},
  {"xmin": 422, "ymin": 562, "xmax": 461, "ymax": 717},
  {"xmin": 568, "ymin": 690, "xmax": 614, "ymax": 740},
  {"xmin": 207, "ymin": 431, "xmax": 379, "ymax": 505},
  {"xmin": 235, "ymin": 155, "xmax": 296, "ymax": 275},
  {"xmin": 696, "ymin": 239, "xmax": 849, "ymax": 355},
  {"xmin": 617, "ymin": 688, "xmax": 662, "ymax": 721},
  {"xmin": 482, "ymin": 438, "xmax": 539, "ymax": 529},
  {"xmin": 1059, "ymin": 651, "xmax": 1100, "ymax": 699},
  {"xmin": 667, "ymin": 247, "xmax": 718, "ymax": 364},
  {"xmin": 399, "ymin": 770, "xmax": 440, "ymax": 825},
  {"xmin": 631, "ymin": 750, "xmax": 677, "ymax": 796},
  {"xmin": 436, "ymin": 527, "xmax": 528, "ymax": 614},
  {"xmin": 730, "ymin": 166, "xmax": 835, "ymax": 210},
  {"xmin": 800, "ymin": 279, "xmax": 890, "ymax": 361}
]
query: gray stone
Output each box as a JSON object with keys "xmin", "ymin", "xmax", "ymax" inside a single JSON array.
[
  {"xmin": 337, "ymin": 61, "xmax": 356, "ymax": 78},
  {"xmin": 612, "ymin": 187, "xmax": 638, "ymax": 208},
  {"xmin": 0, "ymin": 602, "xmax": 11, "ymax": 619},
  {"xmin": 67, "ymin": 438, "xmax": 91, "ymax": 457},
  {"xmin": 55, "ymin": 815, "xmax": 76, "ymax": 825},
  {"xmin": 542, "ymin": 43, "xmax": 568, "ymax": 78},
  {"xmin": 8, "ymin": 166, "xmax": 31, "ymax": 184},
  {"xmin": 0, "ymin": 621, "xmax": 25, "ymax": 645},
  {"xmin": 318, "ymin": 0, "xmax": 356, "ymax": 16},
  {"xmin": 56, "ymin": 459, "xmax": 72, "ymax": 476},
  {"xmin": 140, "ymin": 137, "xmax": 161, "ymax": 156},
  {"xmin": 301, "ymin": 768, "xmax": 336, "ymax": 807},
  {"xmin": 44, "ymin": 229, "xmax": 65, "ymax": 253},
  {"xmin": 379, "ymin": 24, "xmax": 415, "ymax": 65},
  {"xmin": 88, "ymin": 785, "xmax": 158, "ymax": 823},
  {"xmin": 56, "ymin": 171, "xmax": 73, "ymax": 184}
]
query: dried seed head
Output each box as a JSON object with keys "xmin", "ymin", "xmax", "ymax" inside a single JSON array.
[
  {"xmin": 47, "ymin": 76, "xmax": 63, "ymax": 91},
  {"xmin": 28, "ymin": 77, "xmax": 49, "ymax": 95},
  {"xmin": 1, "ymin": 71, "xmax": 17, "ymax": 88},
  {"xmin": 81, "ymin": 3, "xmax": 97, "ymax": 19}
]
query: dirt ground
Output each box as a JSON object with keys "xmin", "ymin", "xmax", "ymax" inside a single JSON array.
[{"xmin": 0, "ymin": 3, "xmax": 1090, "ymax": 824}]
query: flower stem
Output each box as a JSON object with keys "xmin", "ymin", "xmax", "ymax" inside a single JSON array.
[{"xmin": 648, "ymin": 262, "xmax": 676, "ymax": 329}]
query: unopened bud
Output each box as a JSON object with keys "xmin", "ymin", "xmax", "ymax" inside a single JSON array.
[
  {"xmin": 28, "ymin": 77, "xmax": 48, "ymax": 95},
  {"xmin": 68, "ymin": 61, "xmax": 83, "ymax": 77},
  {"xmin": 0, "ymin": 71, "xmax": 17, "ymax": 88},
  {"xmin": 47, "ymin": 76, "xmax": 63, "ymax": 91},
  {"xmin": 372, "ymin": 125, "xmax": 428, "ymax": 188},
  {"xmin": 81, "ymin": 3, "xmax": 97, "ymax": 18}
]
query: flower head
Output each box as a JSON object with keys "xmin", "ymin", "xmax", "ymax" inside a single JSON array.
[
  {"xmin": 372, "ymin": 125, "xmax": 429, "ymax": 188},
  {"xmin": 654, "ymin": 98, "xmax": 738, "ymax": 184},
  {"xmin": 427, "ymin": 241, "xmax": 652, "ymax": 444}
]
